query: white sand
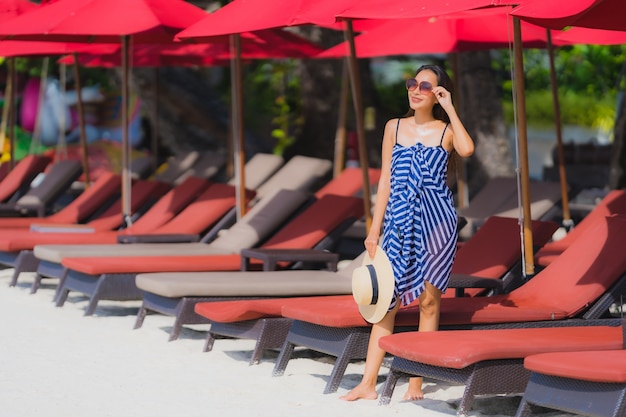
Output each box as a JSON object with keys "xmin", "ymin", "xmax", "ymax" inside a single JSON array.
[{"xmin": 0, "ymin": 269, "xmax": 573, "ymax": 417}]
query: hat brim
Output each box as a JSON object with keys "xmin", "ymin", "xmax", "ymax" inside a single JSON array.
[{"xmin": 356, "ymin": 246, "xmax": 395, "ymax": 324}]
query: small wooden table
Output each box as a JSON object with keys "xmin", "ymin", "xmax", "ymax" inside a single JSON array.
[{"xmin": 240, "ymin": 248, "xmax": 339, "ymax": 272}]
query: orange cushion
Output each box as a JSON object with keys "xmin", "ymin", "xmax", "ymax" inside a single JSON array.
[
  {"xmin": 524, "ymin": 350, "xmax": 626, "ymax": 383},
  {"xmin": 379, "ymin": 325, "xmax": 623, "ymax": 369}
]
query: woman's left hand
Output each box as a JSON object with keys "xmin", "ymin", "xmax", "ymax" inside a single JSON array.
[{"xmin": 433, "ymin": 86, "xmax": 452, "ymax": 110}]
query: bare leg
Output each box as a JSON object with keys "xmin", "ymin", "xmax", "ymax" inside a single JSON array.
[
  {"xmin": 340, "ymin": 302, "xmax": 400, "ymax": 401},
  {"xmin": 403, "ymin": 282, "xmax": 442, "ymax": 401}
]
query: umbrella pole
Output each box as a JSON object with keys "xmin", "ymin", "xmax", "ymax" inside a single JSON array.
[
  {"xmin": 121, "ymin": 35, "xmax": 132, "ymax": 227},
  {"xmin": 0, "ymin": 58, "xmax": 13, "ymax": 169},
  {"xmin": 151, "ymin": 67, "xmax": 159, "ymax": 173},
  {"xmin": 546, "ymin": 30, "xmax": 572, "ymax": 229},
  {"xmin": 513, "ymin": 18, "xmax": 535, "ymax": 277},
  {"xmin": 72, "ymin": 54, "xmax": 90, "ymax": 187},
  {"xmin": 230, "ymin": 33, "xmax": 246, "ymax": 220},
  {"xmin": 333, "ymin": 62, "xmax": 349, "ymax": 178},
  {"xmin": 343, "ymin": 19, "xmax": 372, "ymax": 231}
]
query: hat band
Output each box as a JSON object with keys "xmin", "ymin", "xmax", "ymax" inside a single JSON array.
[{"xmin": 366, "ymin": 264, "xmax": 379, "ymax": 305}]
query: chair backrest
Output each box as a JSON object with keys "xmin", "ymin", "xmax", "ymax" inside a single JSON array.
[
  {"xmin": 457, "ymin": 176, "xmax": 518, "ymax": 219},
  {"xmin": 153, "ymin": 151, "xmax": 200, "ymax": 184},
  {"xmin": 453, "ymin": 216, "xmax": 559, "ymax": 278},
  {"xmin": 86, "ymin": 180, "xmax": 171, "ymax": 231},
  {"xmin": 14, "ymin": 159, "xmax": 83, "ymax": 212},
  {"xmin": 254, "ymin": 155, "xmax": 332, "ymax": 201},
  {"xmin": 261, "ymin": 194, "xmax": 365, "ymax": 250},
  {"xmin": 227, "ymin": 153, "xmax": 284, "ymax": 191},
  {"xmin": 125, "ymin": 176, "xmax": 211, "ymax": 234},
  {"xmin": 173, "ymin": 151, "xmax": 226, "ymax": 185},
  {"xmin": 511, "ymin": 215, "xmax": 626, "ymax": 316},
  {"xmin": 493, "ymin": 179, "xmax": 562, "ymax": 220},
  {"xmin": 44, "ymin": 171, "xmax": 122, "ymax": 224},
  {"xmin": 552, "ymin": 189, "xmax": 626, "ymax": 248},
  {"xmin": 315, "ymin": 167, "xmax": 381, "ymax": 199},
  {"xmin": 0, "ymin": 154, "xmax": 52, "ymax": 203},
  {"xmin": 130, "ymin": 155, "xmax": 156, "ymax": 180},
  {"xmin": 151, "ymin": 183, "xmax": 253, "ymax": 235},
  {"xmin": 208, "ymin": 188, "xmax": 311, "ymax": 254}
]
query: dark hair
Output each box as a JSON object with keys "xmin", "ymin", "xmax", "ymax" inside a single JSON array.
[{"xmin": 405, "ymin": 64, "xmax": 453, "ymax": 123}]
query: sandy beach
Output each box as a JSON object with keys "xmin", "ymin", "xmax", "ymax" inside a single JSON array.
[{"xmin": 0, "ymin": 269, "xmax": 576, "ymax": 417}]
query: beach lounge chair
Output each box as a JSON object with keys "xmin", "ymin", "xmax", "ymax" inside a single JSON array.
[
  {"xmin": 54, "ymin": 193, "xmax": 363, "ymax": 317},
  {"xmin": 0, "ymin": 171, "xmax": 121, "ymax": 229},
  {"xmin": 10, "ymin": 178, "xmax": 246, "ymax": 289},
  {"xmin": 0, "ymin": 159, "xmax": 83, "ymax": 217},
  {"xmin": 377, "ymin": 318, "xmax": 625, "ymax": 416},
  {"xmin": 191, "ymin": 216, "xmax": 557, "ymax": 366},
  {"xmin": 535, "ymin": 189, "xmax": 626, "ymax": 267},
  {"xmin": 457, "ymin": 176, "xmax": 563, "ymax": 240},
  {"xmin": 0, "ymin": 154, "xmax": 52, "ymax": 204},
  {"xmin": 515, "ymin": 344, "xmax": 626, "ymax": 417},
  {"xmin": 273, "ymin": 214, "xmax": 626, "ymax": 394},
  {"xmin": 152, "ymin": 151, "xmax": 201, "ymax": 184}
]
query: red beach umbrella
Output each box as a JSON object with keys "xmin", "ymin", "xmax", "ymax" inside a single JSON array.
[
  {"xmin": 0, "ymin": 0, "xmax": 208, "ymax": 226},
  {"xmin": 511, "ymin": 0, "xmax": 626, "ymax": 31}
]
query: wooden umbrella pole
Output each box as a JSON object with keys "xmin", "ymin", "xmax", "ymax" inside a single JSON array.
[
  {"xmin": 344, "ymin": 19, "xmax": 372, "ymax": 231},
  {"xmin": 546, "ymin": 30, "xmax": 572, "ymax": 228},
  {"xmin": 72, "ymin": 54, "xmax": 90, "ymax": 186},
  {"xmin": 121, "ymin": 35, "xmax": 132, "ymax": 227},
  {"xmin": 0, "ymin": 58, "xmax": 13, "ymax": 168},
  {"xmin": 8, "ymin": 58, "xmax": 16, "ymax": 169},
  {"xmin": 151, "ymin": 67, "xmax": 159, "ymax": 173},
  {"xmin": 333, "ymin": 61, "xmax": 349, "ymax": 178},
  {"xmin": 513, "ymin": 18, "xmax": 535, "ymax": 277},
  {"xmin": 230, "ymin": 33, "xmax": 246, "ymax": 220}
]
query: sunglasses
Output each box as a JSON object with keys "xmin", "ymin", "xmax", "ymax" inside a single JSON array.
[{"xmin": 405, "ymin": 79, "xmax": 433, "ymax": 94}]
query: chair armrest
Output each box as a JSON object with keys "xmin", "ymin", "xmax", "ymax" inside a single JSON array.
[
  {"xmin": 240, "ymin": 248, "xmax": 339, "ymax": 272},
  {"xmin": 116, "ymin": 233, "xmax": 200, "ymax": 244},
  {"xmin": 448, "ymin": 273, "xmax": 504, "ymax": 297}
]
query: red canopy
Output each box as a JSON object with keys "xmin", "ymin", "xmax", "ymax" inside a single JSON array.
[
  {"xmin": 319, "ymin": 8, "xmax": 556, "ymax": 58},
  {"xmin": 511, "ymin": 0, "xmax": 626, "ymax": 31},
  {"xmin": 0, "ymin": 0, "xmax": 207, "ymax": 42}
]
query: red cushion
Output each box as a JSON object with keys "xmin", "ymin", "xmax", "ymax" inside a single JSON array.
[
  {"xmin": 194, "ymin": 295, "xmax": 351, "ymax": 323},
  {"xmin": 315, "ymin": 167, "xmax": 381, "ymax": 199},
  {"xmin": 61, "ymin": 254, "xmax": 243, "ymax": 275},
  {"xmin": 524, "ymin": 350, "xmax": 626, "ymax": 383},
  {"xmin": 379, "ymin": 325, "xmax": 623, "ymax": 369}
]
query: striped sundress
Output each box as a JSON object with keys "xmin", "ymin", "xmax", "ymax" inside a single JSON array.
[{"xmin": 381, "ymin": 118, "xmax": 458, "ymax": 309}]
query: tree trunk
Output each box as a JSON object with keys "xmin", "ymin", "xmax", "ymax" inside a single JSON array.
[{"xmin": 456, "ymin": 50, "xmax": 515, "ymax": 199}]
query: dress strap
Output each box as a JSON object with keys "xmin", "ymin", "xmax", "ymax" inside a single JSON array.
[
  {"xmin": 395, "ymin": 118, "xmax": 401, "ymax": 145},
  {"xmin": 439, "ymin": 123, "xmax": 449, "ymax": 147}
]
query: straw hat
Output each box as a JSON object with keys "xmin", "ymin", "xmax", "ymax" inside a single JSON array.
[{"xmin": 351, "ymin": 246, "xmax": 395, "ymax": 324}]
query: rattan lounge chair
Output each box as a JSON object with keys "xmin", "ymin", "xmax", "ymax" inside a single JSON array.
[
  {"xmin": 535, "ymin": 189, "xmax": 626, "ymax": 267},
  {"xmin": 273, "ymin": 214, "xmax": 626, "ymax": 394},
  {"xmin": 378, "ymin": 318, "xmax": 625, "ymax": 416},
  {"xmin": 10, "ymin": 178, "xmax": 245, "ymax": 290},
  {"xmin": 172, "ymin": 151, "xmax": 226, "ymax": 184},
  {"xmin": 515, "ymin": 343, "xmax": 626, "ymax": 417},
  {"xmin": 0, "ymin": 154, "xmax": 52, "ymax": 204},
  {"xmin": 0, "ymin": 171, "xmax": 121, "ymax": 229},
  {"xmin": 152, "ymin": 151, "xmax": 201, "ymax": 184},
  {"xmin": 0, "ymin": 159, "xmax": 83, "ymax": 217},
  {"xmin": 52, "ymin": 193, "xmax": 363, "ymax": 317},
  {"xmin": 457, "ymin": 176, "xmax": 563, "ymax": 240},
  {"xmin": 226, "ymin": 153, "xmax": 284, "ymax": 191},
  {"xmin": 191, "ymin": 216, "xmax": 557, "ymax": 365}
]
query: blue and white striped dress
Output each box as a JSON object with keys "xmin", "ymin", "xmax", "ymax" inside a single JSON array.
[{"xmin": 382, "ymin": 119, "xmax": 458, "ymax": 309}]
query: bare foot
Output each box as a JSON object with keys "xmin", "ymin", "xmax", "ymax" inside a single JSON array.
[
  {"xmin": 402, "ymin": 377, "xmax": 424, "ymax": 401},
  {"xmin": 339, "ymin": 383, "xmax": 378, "ymax": 401}
]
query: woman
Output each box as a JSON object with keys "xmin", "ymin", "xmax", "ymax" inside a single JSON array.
[{"xmin": 340, "ymin": 64, "xmax": 474, "ymax": 402}]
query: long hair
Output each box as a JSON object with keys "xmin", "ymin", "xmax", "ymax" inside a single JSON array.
[{"xmin": 405, "ymin": 64, "xmax": 453, "ymax": 123}]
